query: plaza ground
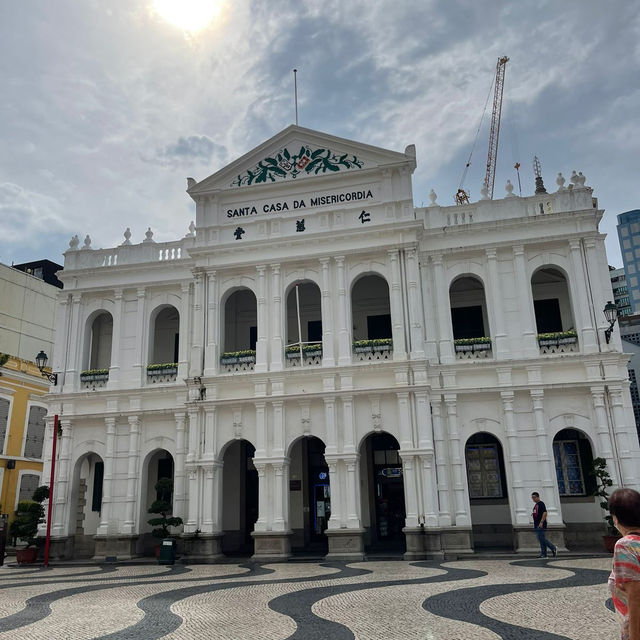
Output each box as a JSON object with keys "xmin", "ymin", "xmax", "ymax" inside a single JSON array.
[{"xmin": 0, "ymin": 555, "xmax": 617, "ymax": 639}]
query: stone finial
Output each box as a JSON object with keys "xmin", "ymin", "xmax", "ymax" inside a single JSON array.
[
  {"xmin": 68, "ymin": 234, "xmax": 80, "ymax": 250},
  {"xmin": 186, "ymin": 220, "xmax": 196, "ymax": 237},
  {"xmin": 121, "ymin": 227, "xmax": 132, "ymax": 245},
  {"xmin": 186, "ymin": 177, "xmax": 196, "ymax": 189},
  {"xmin": 505, "ymin": 179, "xmax": 515, "ymax": 196},
  {"xmin": 81, "ymin": 234, "xmax": 92, "ymax": 250},
  {"xmin": 576, "ymin": 171, "xmax": 586, "ymax": 187},
  {"xmin": 428, "ymin": 189, "xmax": 438, "ymax": 206},
  {"xmin": 143, "ymin": 227, "xmax": 155, "ymax": 243},
  {"xmin": 480, "ymin": 185, "xmax": 490, "ymax": 200},
  {"xmin": 556, "ymin": 172, "xmax": 566, "ymax": 191}
]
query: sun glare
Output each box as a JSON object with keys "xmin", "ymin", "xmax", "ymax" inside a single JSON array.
[{"xmin": 152, "ymin": 0, "xmax": 221, "ymax": 33}]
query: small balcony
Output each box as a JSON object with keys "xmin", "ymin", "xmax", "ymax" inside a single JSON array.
[
  {"xmin": 220, "ymin": 350, "xmax": 256, "ymax": 373},
  {"xmin": 285, "ymin": 343, "xmax": 322, "ymax": 368},
  {"xmin": 352, "ymin": 339, "xmax": 393, "ymax": 362},
  {"xmin": 146, "ymin": 363, "xmax": 178, "ymax": 384},
  {"xmin": 537, "ymin": 331, "xmax": 578, "ymax": 355},
  {"xmin": 454, "ymin": 337, "xmax": 493, "ymax": 360},
  {"xmin": 80, "ymin": 369, "xmax": 109, "ymax": 389}
]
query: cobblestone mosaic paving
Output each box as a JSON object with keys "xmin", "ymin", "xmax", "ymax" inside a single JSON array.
[{"xmin": 0, "ymin": 557, "xmax": 617, "ymax": 639}]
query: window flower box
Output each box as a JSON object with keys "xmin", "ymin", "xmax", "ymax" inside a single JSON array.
[
  {"xmin": 147, "ymin": 363, "xmax": 178, "ymax": 376},
  {"xmin": 220, "ymin": 350, "xmax": 256, "ymax": 365},
  {"xmin": 454, "ymin": 338, "xmax": 492, "ymax": 353},
  {"xmin": 80, "ymin": 369, "xmax": 109, "ymax": 382},
  {"xmin": 285, "ymin": 344, "xmax": 323, "ymax": 359},
  {"xmin": 537, "ymin": 331, "xmax": 578, "ymax": 347},
  {"xmin": 352, "ymin": 339, "xmax": 393, "ymax": 353}
]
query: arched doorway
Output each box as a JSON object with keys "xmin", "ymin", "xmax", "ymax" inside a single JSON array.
[
  {"xmin": 69, "ymin": 452, "xmax": 104, "ymax": 558},
  {"xmin": 221, "ymin": 439, "xmax": 258, "ymax": 556},
  {"xmin": 465, "ymin": 432, "xmax": 512, "ymax": 549},
  {"xmin": 361, "ymin": 432, "xmax": 406, "ymax": 552},
  {"xmin": 288, "ymin": 436, "xmax": 330, "ymax": 554}
]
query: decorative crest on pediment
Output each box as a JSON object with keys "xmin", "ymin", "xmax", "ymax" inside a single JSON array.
[{"xmin": 231, "ymin": 144, "xmax": 364, "ymax": 187}]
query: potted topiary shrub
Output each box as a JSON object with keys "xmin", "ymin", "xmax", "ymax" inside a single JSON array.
[
  {"xmin": 147, "ymin": 478, "xmax": 183, "ymax": 556},
  {"xmin": 10, "ymin": 485, "xmax": 49, "ymax": 564},
  {"xmin": 591, "ymin": 457, "xmax": 620, "ymax": 553}
]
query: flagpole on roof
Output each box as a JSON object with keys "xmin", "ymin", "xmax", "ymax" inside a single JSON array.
[{"xmin": 293, "ymin": 69, "xmax": 299, "ymax": 126}]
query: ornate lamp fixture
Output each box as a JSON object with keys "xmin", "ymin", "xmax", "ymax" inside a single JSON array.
[
  {"xmin": 35, "ymin": 351, "xmax": 57, "ymax": 384},
  {"xmin": 603, "ymin": 301, "xmax": 618, "ymax": 344}
]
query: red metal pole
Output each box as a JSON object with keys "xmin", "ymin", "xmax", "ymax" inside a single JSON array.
[{"xmin": 43, "ymin": 414, "xmax": 59, "ymax": 568}]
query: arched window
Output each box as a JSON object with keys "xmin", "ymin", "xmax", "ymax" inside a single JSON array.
[
  {"xmin": 223, "ymin": 289, "xmax": 257, "ymax": 353},
  {"xmin": 351, "ymin": 275, "xmax": 392, "ymax": 341},
  {"xmin": 531, "ymin": 267, "xmax": 575, "ymax": 334},
  {"xmin": 285, "ymin": 282, "xmax": 322, "ymax": 365},
  {"xmin": 149, "ymin": 306, "xmax": 180, "ymax": 365},
  {"xmin": 449, "ymin": 276, "xmax": 489, "ymax": 340},
  {"xmin": 465, "ymin": 432, "xmax": 507, "ymax": 499},
  {"xmin": 553, "ymin": 428, "xmax": 595, "ymax": 497},
  {"xmin": 88, "ymin": 312, "xmax": 113, "ymax": 370}
]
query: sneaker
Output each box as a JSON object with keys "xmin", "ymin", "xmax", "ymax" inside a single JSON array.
[
  {"xmin": 537, "ymin": 555, "xmax": 547, "ymax": 558},
  {"xmin": 552, "ymin": 547, "xmax": 557, "ymax": 557}
]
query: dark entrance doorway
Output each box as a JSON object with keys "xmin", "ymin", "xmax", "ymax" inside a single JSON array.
[
  {"xmin": 363, "ymin": 432, "xmax": 406, "ymax": 552},
  {"xmin": 289, "ymin": 436, "xmax": 330, "ymax": 554},
  {"xmin": 222, "ymin": 439, "xmax": 258, "ymax": 556}
]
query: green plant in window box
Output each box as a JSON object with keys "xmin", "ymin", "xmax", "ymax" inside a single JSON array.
[
  {"xmin": 537, "ymin": 330, "xmax": 578, "ymax": 345},
  {"xmin": 80, "ymin": 369, "xmax": 109, "ymax": 380},
  {"xmin": 147, "ymin": 363, "xmax": 178, "ymax": 375},
  {"xmin": 285, "ymin": 343, "xmax": 323, "ymax": 357},
  {"xmin": 353, "ymin": 339, "xmax": 393, "ymax": 352},
  {"xmin": 220, "ymin": 350, "xmax": 256, "ymax": 364},
  {"xmin": 454, "ymin": 337, "xmax": 492, "ymax": 351}
]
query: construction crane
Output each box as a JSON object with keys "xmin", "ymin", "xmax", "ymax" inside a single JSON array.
[{"xmin": 456, "ymin": 56, "xmax": 509, "ymax": 204}]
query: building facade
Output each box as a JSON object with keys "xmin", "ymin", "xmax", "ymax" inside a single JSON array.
[
  {"xmin": 617, "ymin": 209, "xmax": 640, "ymax": 314},
  {"xmin": 610, "ymin": 267, "xmax": 632, "ymax": 317},
  {"xmin": 0, "ymin": 262, "xmax": 60, "ymax": 523},
  {"xmin": 44, "ymin": 126, "xmax": 640, "ymax": 561}
]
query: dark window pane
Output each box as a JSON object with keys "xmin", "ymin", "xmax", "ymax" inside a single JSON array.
[
  {"xmin": 249, "ymin": 326, "xmax": 257, "ymax": 350},
  {"xmin": 534, "ymin": 298, "xmax": 563, "ymax": 333},
  {"xmin": 367, "ymin": 314, "xmax": 392, "ymax": 339},
  {"xmin": 307, "ymin": 320, "xmax": 322, "ymax": 342},
  {"xmin": 92, "ymin": 461, "xmax": 104, "ymax": 512},
  {"xmin": 451, "ymin": 305, "xmax": 484, "ymax": 339}
]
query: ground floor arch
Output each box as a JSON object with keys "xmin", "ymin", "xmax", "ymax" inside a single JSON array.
[
  {"xmin": 288, "ymin": 435, "xmax": 330, "ymax": 554},
  {"xmin": 360, "ymin": 432, "xmax": 406, "ymax": 552},
  {"xmin": 221, "ymin": 439, "xmax": 258, "ymax": 556},
  {"xmin": 69, "ymin": 451, "xmax": 104, "ymax": 558}
]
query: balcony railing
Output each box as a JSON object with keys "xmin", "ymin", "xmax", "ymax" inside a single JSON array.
[
  {"xmin": 454, "ymin": 338, "xmax": 493, "ymax": 360},
  {"xmin": 537, "ymin": 331, "xmax": 578, "ymax": 355},
  {"xmin": 146, "ymin": 363, "xmax": 178, "ymax": 383},
  {"xmin": 285, "ymin": 343, "xmax": 322, "ymax": 368},
  {"xmin": 352, "ymin": 339, "xmax": 393, "ymax": 362},
  {"xmin": 220, "ymin": 350, "xmax": 256, "ymax": 373},
  {"xmin": 80, "ymin": 369, "xmax": 109, "ymax": 389}
]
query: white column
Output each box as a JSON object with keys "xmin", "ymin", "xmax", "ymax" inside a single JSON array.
[
  {"xmin": 415, "ymin": 391, "xmax": 433, "ymax": 450},
  {"xmin": 344, "ymin": 455, "xmax": 361, "ymax": 528},
  {"xmin": 108, "ymin": 288, "xmax": 123, "ymax": 386},
  {"xmin": 400, "ymin": 454, "xmax": 420, "ymax": 527},
  {"xmin": 324, "ymin": 396, "xmax": 338, "ymax": 455},
  {"xmin": 202, "ymin": 407, "xmax": 216, "ymax": 460},
  {"xmin": 51, "ymin": 418, "xmax": 72, "ymax": 536},
  {"xmin": 342, "ymin": 395, "xmax": 356, "ymax": 454},
  {"xmin": 211, "ymin": 460, "xmax": 224, "ymax": 534},
  {"xmin": 270, "ymin": 264, "xmax": 284, "ymax": 371},
  {"xmin": 568, "ymin": 239, "xmax": 598, "ymax": 353},
  {"xmin": 419, "ymin": 453, "xmax": 440, "ymax": 527},
  {"xmin": 178, "ymin": 282, "xmax": 191, "ymax": 380},
  {"xmin": 201, "ymin": 465, "xmax": 215, "ymax": 533},
  {"xmin": 272, "ymin": 460, "xmax": 289, "ymax": 531},
  {"xmin": 253, "ymin": 462, "xmax": 268, "ymax": 532},
  {"xmin": 133, "ymin": 287, "xmax": 146, "ymax": 386},
  {"xmin": 320, "ymin": 258, "xmax": 336, "ymax": 367},
  {"xmin": 97, "ymin": 417, "xmax": 116, "ymax": 536},
  {"xmin": 204, "ymin": 271, "xmax": 218, "ymax": 375},
  {"xmin": 432, "ymin": 400, "xmax": 451, "ymax": 526},
  {"xmin": 501, "ymin": 392, "xmax": 528, "ymax": 524},
  {"xmin": 530, "ymin": 390, "xmax": 561, "ymax": 523},
  {"xmin": 335, "ymin": 256, "xmax": 351, "ymax": 366},
  {"xmin": 512, "ymin": 245, "xmax": 538, "ymax": 357},
  {"xmin": 405, "ymin": 247, "xmax": 425, "ymax": 359},
  {"xmin": 486, "ymin": 248, "xmax": 508, "ymax": 358},
  {"xmin": 64, "ymin": 293, "xmax": 82, "ymax": 392},
  {"xmin": 174, "ymin": 412, "xmax": 187, "ymax": 521},
  {"xmin": 185, "ymin": 466, "xmax": 199, "ymax": 533},
  {"xmin": 255, "ymin": 265, "xmax": 268, "ymax": 372},
  {"xmin": 590, "ymin": 387, "xmax": 618, "ymax": 484},
  {"xmin": 122, "ymin": 415, "xmax": 140, "ymax": 534},
  {"xmin": 432, "ymin": 254, "xmax": 454, "ymax": 364},
  {"xmin": 420, "ymin": 260, "xmax": 439, "ymax": 363},
  {"xmin": 255, "ymin": 402, "xmax": 267, "ymax": 457},
  {"xmin": 608, "ymin": 386, "xmax": 639, "ymax": 487},
  {"xmin": 272, "ymin": 401, "xmax": 285, "ymax": 456},
  {"xmin": 397, "ymin": 392, "xmax": 414, "ymax": 450},
  {"xmin": 326, "ymin": 457, "xmax": 343, "ymax": 529},
  {"xmin": 444, "ymin": 395, "xmax": 470, "ymax": 526},
  {"xmin": 388, "ymin": 249, "xmax": 407, "ymax": 360},
  {"xmin": 186, "ymin": 409, "xmax": 200, "ymax": 463},
  {"xmin": 189, "ymin": 271, "xmax": 204, "ymax": 376}
]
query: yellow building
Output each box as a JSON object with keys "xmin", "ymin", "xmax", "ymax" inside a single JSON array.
[{"xmin": 0, "ymin": 260, "xmax": 60, "ymax": 523}]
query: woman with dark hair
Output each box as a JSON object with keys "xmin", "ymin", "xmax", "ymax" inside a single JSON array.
[{"xmin": 608, "ymin": 488, "xmax": 640, "ymax": 640}]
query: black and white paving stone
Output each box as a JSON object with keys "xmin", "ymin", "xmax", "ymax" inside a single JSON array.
[{"xmin": 0, "ymin": 556, "xmax": 617, "ymax": 639}]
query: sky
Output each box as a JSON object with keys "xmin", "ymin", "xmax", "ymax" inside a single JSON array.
[{"xmin": 1, "ymin": 1, "xmax": 639, "ymax": 268}]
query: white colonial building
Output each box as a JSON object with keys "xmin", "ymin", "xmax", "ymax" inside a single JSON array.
[{"xmin": 43, "ymin": 126, "xmax": 640, "ymax": 561}]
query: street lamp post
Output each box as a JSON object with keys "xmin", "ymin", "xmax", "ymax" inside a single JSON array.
[{"xmin": 603, "ymin": 301, "xmax": 619, "ymax": 344}]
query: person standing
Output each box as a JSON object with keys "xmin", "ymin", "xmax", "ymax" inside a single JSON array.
[
  {"xmin": 608, "ymin": 488, "xmax": 640, "ymax": 640},
  {"xmin": 531, "ymin": 492, "xmax": 557, "ymax": 558}
]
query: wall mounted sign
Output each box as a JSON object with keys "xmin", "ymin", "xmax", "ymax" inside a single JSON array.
[
  {"xmin": 381, "ymin": 467, "xmax": 403, "ymax": 478},
  {"xmin": 231, "ymin": 145, "xmax": 365, "ymax": 187}
]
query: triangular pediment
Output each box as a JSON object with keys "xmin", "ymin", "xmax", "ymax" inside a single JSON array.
[{"xmin": 188, "ymin": 125, "xmax": 415, "ymax": 196}]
